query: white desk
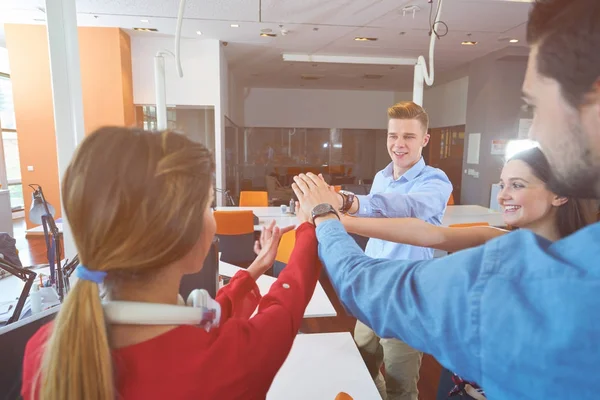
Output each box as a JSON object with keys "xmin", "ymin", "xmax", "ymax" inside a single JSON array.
[
  {"xmin": 443, "ymin": 205, "xmax": 505, "ymax": 227},
  {"xmin": 215, "ymin": 207, "xmax": 299, "ymax": 231},
  {"xmin": 219, "ymin": 260, "xmax": 336, "ymax": 318},
  {"xmin": 217, "ymin": 205, "xmax": 504, "ymax": 228},
  {"xmin": 267, "ymin": 332, "xmax": 380, "ymax": 399}
]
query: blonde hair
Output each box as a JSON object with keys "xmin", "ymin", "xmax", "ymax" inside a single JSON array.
[
  {"xmin": 38, "ymin": 127, "xmax": 214, "ymax": 400},
  {"xmin": 387, "ymin": 101, "xmax": 429, "ymax": 132}
]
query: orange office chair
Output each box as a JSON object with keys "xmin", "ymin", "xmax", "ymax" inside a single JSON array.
[
  {"xmin": 447, "ymin": 192, "xmax": 455, "ymax": 205},
  {"xmin": 333, "ymin": 185, "xmax": 342, "ymax": 193},
  {"xmin": 273, "ymin": 229, "xmax": 296, "ymax": 277},
  {"xmin": 335, "ymin": 393, "xmax": 353, "ymax": 400},
  {"xmin": 239, "ymin": 191, "xmax": 269, "ymax": 207},
  {"xmin": 214, "ymin": 210, "xmax": 256, "ymax": 266}
]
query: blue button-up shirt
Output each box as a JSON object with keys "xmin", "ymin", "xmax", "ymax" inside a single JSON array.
[
  {"xmin": 316, "ymin": 219, "xmax": 600, "ymax": 399},
  {"xmin": 355, "ymin": 157, "xmax": 453, "ymax": 261}
]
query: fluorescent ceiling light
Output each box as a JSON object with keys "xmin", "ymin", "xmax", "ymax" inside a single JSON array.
[
  {"xmin": 230, "ymin": 24, "xmax": 239, "ymax": 28},
  {"xmin": 141, "ymin": 19, "xmax": 149, "ymax": 23},
  {"xmin": 282, "ymin": 54, "xmax": 418, "ymax": 66},
  {"xmin": 461, "ymin": 41, "xmax": 478, "ymax": 46},
  {"xmin": 196, "ymin": 31, "xmax": 202, "ymax": 35},
  {"xmin": 509, "ymin": 39, "xmax": 519, "ymax": 43}
]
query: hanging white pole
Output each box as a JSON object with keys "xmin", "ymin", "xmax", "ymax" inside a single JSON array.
[
  {"xmin": 154, "ymin": 55, "xmax": 167, "ymax": 130},
  {"xmin": 413, "ymin": 64, "xmax": 424, "ymax": 106},
  {"xmin": 414, "ymin": 0, "xmax": 444, "ymax": 104},
  {"xmin": 44, "ymin": 0, "xmax": 85, "ymax": 260}
]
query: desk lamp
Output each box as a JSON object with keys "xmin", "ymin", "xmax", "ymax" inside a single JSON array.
[
  {"xmin": 0, "ymin": 257, "xmax": 37, "ymax": 324},
  {"xmin": 28, "ymin": 184, "xmax": 65, "ymax": 301}
]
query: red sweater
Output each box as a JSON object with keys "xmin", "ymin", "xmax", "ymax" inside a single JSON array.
[{"xmin": 21, "ymin": 223, "xmax": 321, "ymax": 400}]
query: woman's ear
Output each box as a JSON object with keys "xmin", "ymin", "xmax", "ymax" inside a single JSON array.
[{"xmin": 552, "ymin": 196, "xmax": 569, "ymax": 207}]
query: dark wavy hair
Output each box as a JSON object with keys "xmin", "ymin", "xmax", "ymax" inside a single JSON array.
[{"xmin": 508, "ymin": 147, "xmax": 596, "ymax": 237}]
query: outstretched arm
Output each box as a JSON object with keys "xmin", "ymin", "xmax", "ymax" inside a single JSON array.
[{"xmin": 342, "ymin": 216, "xmax": 507, "ymax": 253}]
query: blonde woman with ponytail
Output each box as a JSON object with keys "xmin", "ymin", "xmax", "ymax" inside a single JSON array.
[{"xmin": 21, "ymin": 127, "xmax": 322, "ymax": 400}]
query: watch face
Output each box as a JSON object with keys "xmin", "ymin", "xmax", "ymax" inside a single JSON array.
[{"xmin": 313, "ymin": 203, "xmax": 334, "ymax": 215}]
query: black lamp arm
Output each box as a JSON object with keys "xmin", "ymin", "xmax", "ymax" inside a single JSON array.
[{"xmin": 1, "ymin": 258, "xmax": 37, "ymax": 324}]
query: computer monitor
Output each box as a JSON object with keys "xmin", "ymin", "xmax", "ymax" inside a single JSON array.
[{"xmin": 0, "ymin": 306, "xmax": 60, "ymax": 399}]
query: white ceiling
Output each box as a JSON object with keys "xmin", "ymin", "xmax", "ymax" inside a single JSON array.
[{"xmin": 0, "ymin": 0, "xmax": 533, "ymax": 91}]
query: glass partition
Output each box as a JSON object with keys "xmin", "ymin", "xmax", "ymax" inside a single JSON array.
[
  {"xmin": 135, "ymin": 105, "xmax": 215, "ymax": 155},
  {"xmin": 224, "ymin": 126, "xmax": 386, "ymax": 204}
]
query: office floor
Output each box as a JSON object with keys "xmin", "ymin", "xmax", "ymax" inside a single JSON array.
[{"xmin": 12, "ymin": 218, "xmax": 443, "ymax": 400}]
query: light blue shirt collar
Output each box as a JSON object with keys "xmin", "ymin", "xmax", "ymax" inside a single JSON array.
[{"xmin": 382, "ymin": 157, "xmax": 427, "ymax": 182}]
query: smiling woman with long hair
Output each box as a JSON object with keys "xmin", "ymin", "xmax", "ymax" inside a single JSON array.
[{"xmin": 337, "ymin": 146, "xmax": 596, "ymax": 399}]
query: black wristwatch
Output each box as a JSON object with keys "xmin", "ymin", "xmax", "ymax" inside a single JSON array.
[
  {"xmin": 311, "ymin": 203, "xmax": 340, "ymax": 224},
  {"xmin": 338, "ymin": 190, "xmax": 355, "ymax": 214}
]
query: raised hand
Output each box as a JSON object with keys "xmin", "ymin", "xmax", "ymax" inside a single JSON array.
[
  {"xmin": 292, "ymin": 173, "xmax": 342, "ymax": 224},
  {"xmin": 247, "ymin": 220, "xmax": 294, "ymax": 279}
]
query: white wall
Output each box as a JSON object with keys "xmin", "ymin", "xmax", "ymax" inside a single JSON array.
[
  {"xmin": 130, "ymin": 37, "xmax": 221, "ymax": 106},
  {"xmin": 422, "ymin": 76, "xmax": 469, "ymax": 128},
  {"xmin": 244, "ymin": 88, "xmax": 398, "ymax": 129},
  {"xmin": 393, "ymin": 91, "xmax": 413, "ymax": 103}
]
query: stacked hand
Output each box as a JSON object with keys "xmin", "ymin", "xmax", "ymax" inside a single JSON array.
[
  {"xmin": 292, "ymin": 173, "xmax": 342, "ymax": 224},
  {"xmin": 248, "ymin": 220, "xmax": 294, "ymax": 279}
]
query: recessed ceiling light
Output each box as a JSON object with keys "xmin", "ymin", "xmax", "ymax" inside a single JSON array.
[
  {"xmin": 509, "ymin": 39, "xmax": 519, "ymax": 43},
  {"xmin": 230, "ymin": 24, "xmax": 239, "ymax": 28},
  {"xmin": 355, "ymin": 37, "xmax": 378, "ymax": 41},
  {"xmin": 133, "ymin": 27, "xmax": 158, "ymax": 32},
  {"xmin": 141, "ymin": 19, "xmax": 149, "ymax": 23},
  {"xmin": 196, "ymin": 31, "xmax": 202, "ymax": 35},
  {"xmin": 461, "ymin": 41, "xmax": 478, "ymax": 46}
]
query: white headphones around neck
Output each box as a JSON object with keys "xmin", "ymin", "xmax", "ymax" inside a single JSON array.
[{"xmin": 103, "ymin": 289, "xmax": 221, "ymax": 331}]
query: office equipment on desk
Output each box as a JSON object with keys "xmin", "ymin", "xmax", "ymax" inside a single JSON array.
[
  {"xmin": 180, "ymin": 238, "xmax": 219, "ymax": 299},
  {"xmin": 267, "ymin": 333, "xmax": 380, "ymax": 399},
  {"xmin": 219, "ymin": 260, "xmax": 336, "ymax": 318},
  {"xmin": 28, "ymin": 184, "xmax": 67, "ymax": 301},
  {"xmin": 0, "ymin": 306, "xmax": 60, "ymax": 398}
]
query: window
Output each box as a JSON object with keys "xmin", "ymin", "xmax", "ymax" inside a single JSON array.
[{"xmin": 0, "ymin": 73, "xmax": 24, "ymax": 211}]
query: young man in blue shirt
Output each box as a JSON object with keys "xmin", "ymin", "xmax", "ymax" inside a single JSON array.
[
  {"xmin": 292, "ymin": 0, "xmax": 600, "ymax": 398},
  {"xmin": 334, "ymin": 101, "xmax": 452, "ymax": 400}
]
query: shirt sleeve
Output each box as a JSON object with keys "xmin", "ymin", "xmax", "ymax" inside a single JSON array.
[
  {"xmin": 218, "ymin": 222, "xmax": 322, "ymax": 391},
  {"xmin": 315, "ymin": 219, "xmax": 492, "ymax": 384},
  {"xmin": 216, "ymin": 269, "xmax": 261, "ymax": 321},
  {"xmin": 354, "ymin": 171, "xmax": 453, "ymax": 220}
]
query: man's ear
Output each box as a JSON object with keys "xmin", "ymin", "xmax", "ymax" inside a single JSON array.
[
  {"xmin": 552, "ymin": 196, "xmax": 569, "ymax": 207},
  {"xmin": 422, "ymin": 133, "xmax": 431, "ymax": 148}
]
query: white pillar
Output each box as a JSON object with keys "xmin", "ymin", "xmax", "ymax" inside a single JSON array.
[
  {"xmin": 413, "ymin": 64, "xmax": 424, "ymax": 106},
  {"xmin": 45, "ymin": 0, "xmax": 85, "ymax": 259},
  {"xmin": 154, "ymin": 55, "xmax": 168, "ymax": 130}
]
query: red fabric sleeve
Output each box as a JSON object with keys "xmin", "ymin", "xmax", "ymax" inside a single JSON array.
[
  {"xmin": 21, "ymin": 323, "xmax": 53, "ymax": 400},
  {"xmin": 216, "ymin": 270, "xmax": 261, "ymax": 321},
  {"xmin": 218, "ymin": 222, "xmax": 322, "ymax": 393}
]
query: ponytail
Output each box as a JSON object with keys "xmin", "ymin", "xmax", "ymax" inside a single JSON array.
[{"xmin": 38, "ymin": 280, "xmax": 113, "ymax": 400}]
